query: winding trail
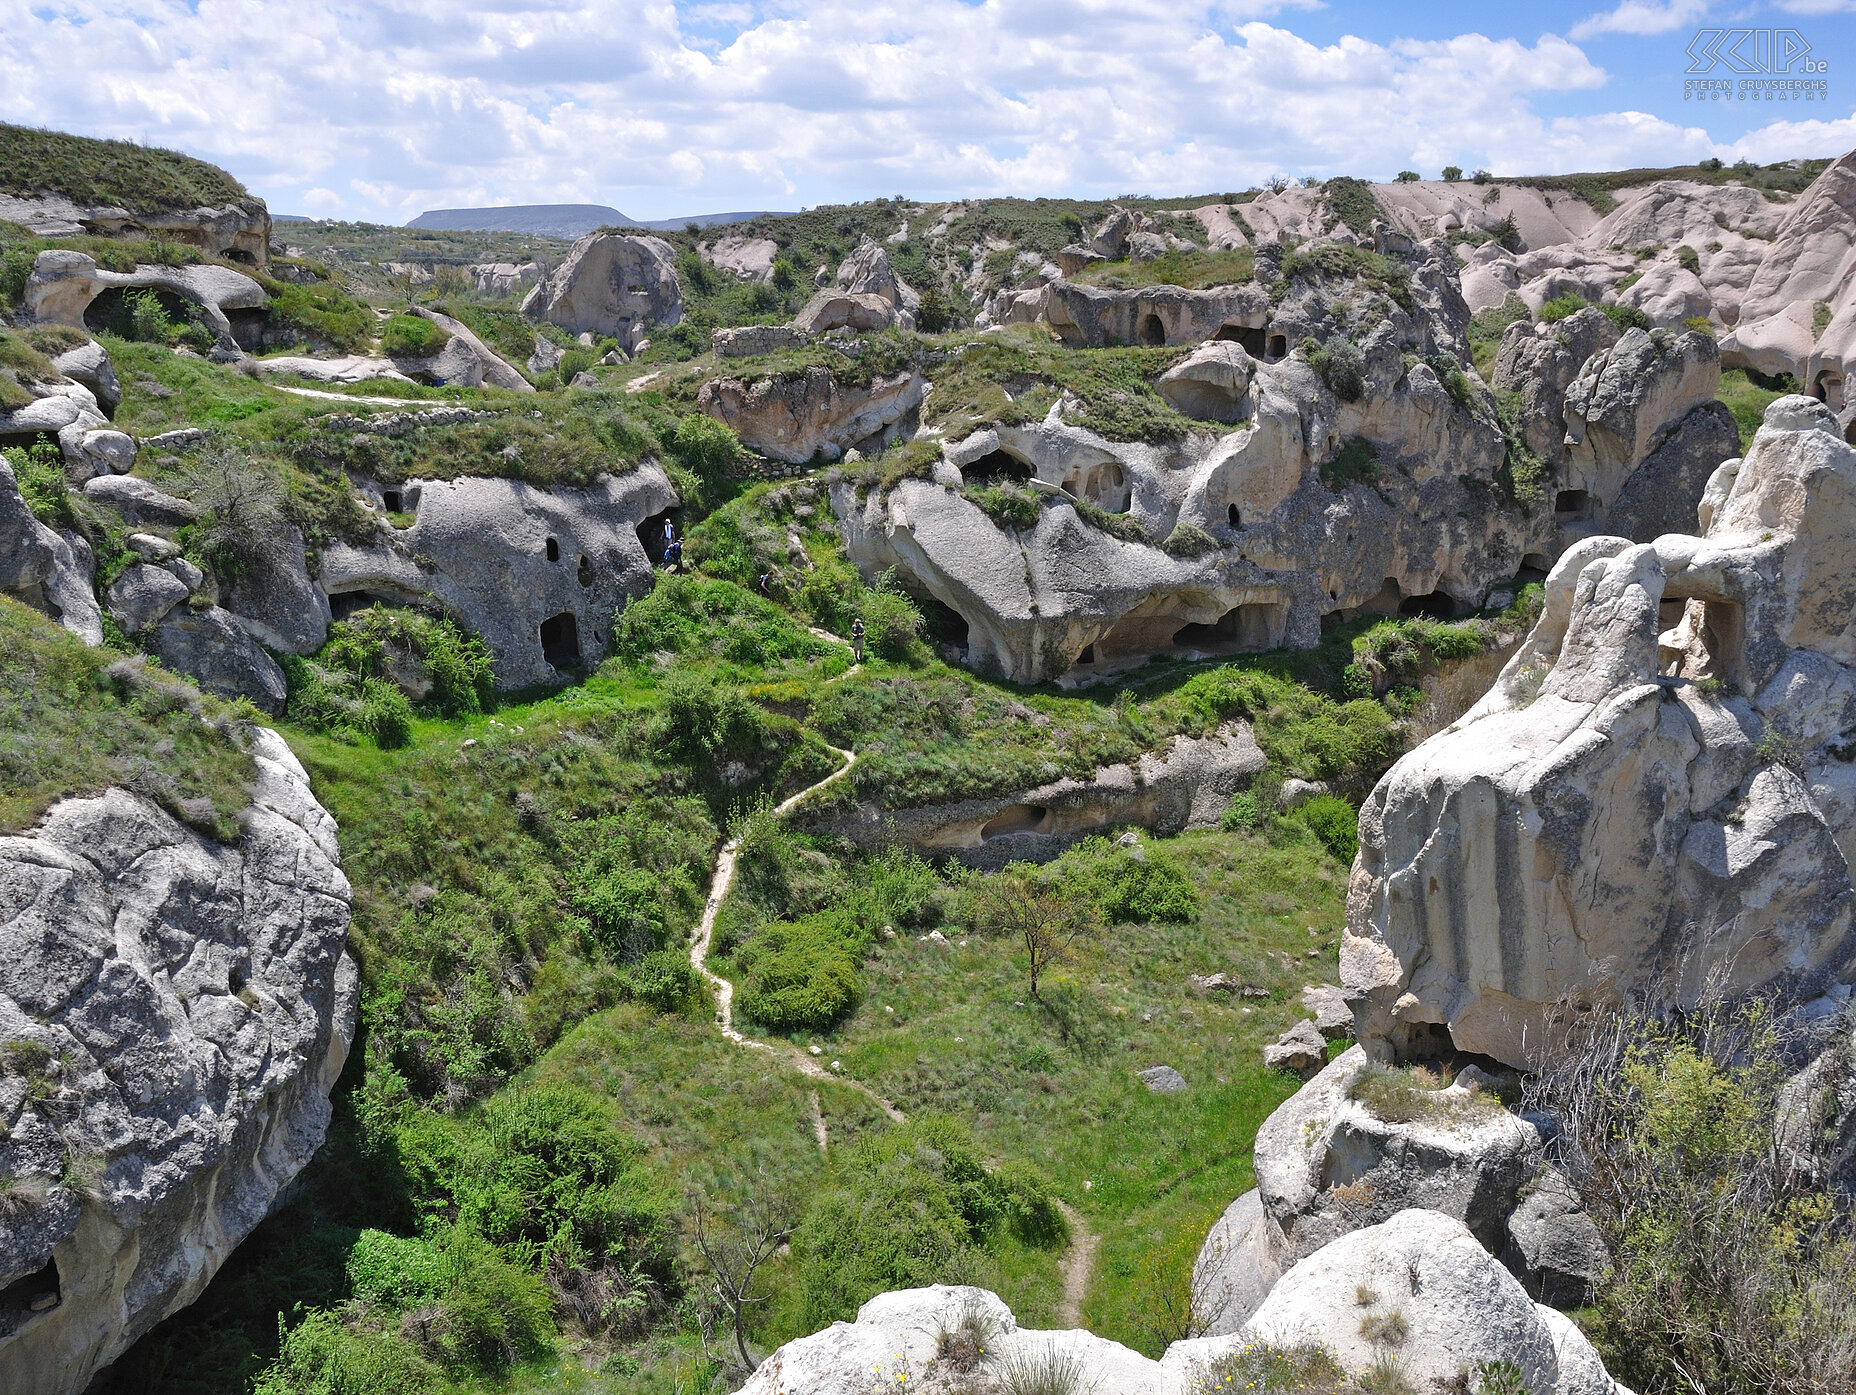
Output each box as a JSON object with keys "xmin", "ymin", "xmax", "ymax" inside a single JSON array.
[{"xmin": 686, "ymin": 734, "xmax": 1098, "ymax": 1325}]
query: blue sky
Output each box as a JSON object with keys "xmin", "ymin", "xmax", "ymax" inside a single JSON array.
[{"xmin": 0, "ymin": 0, "xmax": 1851, "ymax": 223}]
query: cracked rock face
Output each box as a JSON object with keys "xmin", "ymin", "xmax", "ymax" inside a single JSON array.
[
  {"xmin": 700, "ymin": 365, "xmax": 927, "ymax": 465},
  {"xmin": 520, "ymin": 232, "xmax": 683, "ymax": 352},
  {"xmin": 1343, "ymin": 395, "xmax": 1856, "ymax": 1069},
  {"xmin": 0, "ymin": 728, "xmax": 357, "ymax": 1395}
]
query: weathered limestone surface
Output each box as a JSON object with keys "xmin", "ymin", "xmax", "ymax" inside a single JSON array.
[
  {"xmin": 0, "ymin": 729, "xmax": 356, "ymax": 1395},
  {"xmin": 1344, "ymin": 396, "xmax": 1856, "ymax": 1069}
]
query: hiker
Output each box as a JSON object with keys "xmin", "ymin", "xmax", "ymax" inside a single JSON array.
[
  {"xmin": 757, "ymin": 571, "xmax": 772, "ymax": 596},
  {"xmin": 851, "ymin": 616, "xmax": 865, "ymax": 663},
  {"xmin": 662, "ymin": 518, "xmax": 675, "ymax": 556},
  {"xmin": 666, "ymin": 537, "xmax": 683, "ymax": 573}
]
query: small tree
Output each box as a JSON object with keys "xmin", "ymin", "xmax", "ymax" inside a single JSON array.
[
  {"xmin": 1395, "ymin": 170, "xmax": 1420, "ymax": 182},
  {"xmin": 1442, "ymin": 165, "xmax": 1463, "ymax": 183},
  {"xmin": 175, "ymin": 440, "xmax": 285, "ymax": 571},
  {"xmin": 688, "ymin": 1184, "xmax": 800, "ymax": 1372},
  {"xmin": 973, "ymin": 865, "xmax": 1097, "ymax": 1001}
]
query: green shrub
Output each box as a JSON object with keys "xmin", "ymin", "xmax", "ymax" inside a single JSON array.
[
  {"xmin": 1057, "ymin": 836, "xmax": 1199, "ymax": 924},
  {"xmin": 737, "ymin": 917, "xmax": 861, "ymax": 1031},
  {"xmin": 620, "ymin": 948, "xmax": 700, "ymax": 1012},
  {"xmin": 379, "ymin": 314, "xmax": 451, "ymax": 358},
  {"xmin": 346, "ymin": 1229, "xmax": 446, "ymax": 1307},
  {"xmin": 1320, "ymin": 436, "xmax": 1378, "ymax": 490},
  {"xmin": 1305, "ymin": 334, "xmax": 1365, "ymax": 402},
  {"xmin": 1538, "ymin": 292, "xmax": 1588, "ymax": 323},
  {"xmin": 1, "ymin": 248, "xmax": 34, "ymax": 306},
  {"xmin": 916, "ymin": 285, "xmax": 955, "ymax": 333},
  {"xmin": 254, "ymin": 1310, "xmax": 443, "ymax": 1395},
  {"xmin": 1161, "ymin": 520, "xmax": 1220, "ymax": 557},
  {"xmin": 667, "ymin": 413, "xmax": 742, "ymax": 497},
  {"xmin": 2, "ymin": 442, "xmax": 73, "ymax": 529},
  {"xmin": 857, "ymin": 570, "xmax": 926, "ymax": 661},
  {"xmin": 795, "ymin": 1116, "xmax": 1065, "ymax": 1326},
  {"xmin": 613, "ymin": 573, "xmax": 833, "ymax": 668},
  {"xmin": 1604, "ymin": 303, "xmax": 1651, "ymax": 333},
  {"xmin": 1221, "ymin": 790, "xmax": 1261, "ymax": 832},
  {"xmin": 965, "ymin": 481, "xmax": 1043, "ymax": 530},
  {"xmin": 1295, "ymin": 794, "xmax": 1358, "ymax": 864},
  {"xmin": 572, "ymin": 863, "xmax": 667, "ymax": 961},
  {"xmin": 655, "ymin": 667, "xmax": 761, "ymax": 760},
  {"xmin": 264, "ymin": 279, "xmax": 376, "ymax": 353},
  {"xmin": 1675, "ymin": 244, "xmax": 1700, "ymax": 275}
]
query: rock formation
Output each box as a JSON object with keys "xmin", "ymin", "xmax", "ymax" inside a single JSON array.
[
  {"xmin": 1343, "ymin": 395, "xmax": 1856, "ymax": 1070},
  {"xmin": 740, "ymin": 1219, "xmax": 1626, "ymax": 1394},
  {"xmin": 319, "ymin": 463, "xmax": 678, "ymax": 689},
  {"xmin": 24, "ymin": 251, "xmax": 268, "ymax": 349},
  {"xmin": 793, "ymin": 241, "xmax": 917, "ymax": 335},
  {"xmin": 520, "ymin": 232, "xmax": 683, "ymax": 352},
  {"xmin": 701, "ymin": 235, "xmax": 779, "ymax": 283},
  {"xmin": 468, "ymin": 261, "xmax": 539, "ymax": 297},
  {"xmin": 0, "ymin": 192, "xmax": 271, "ymax": 267},
  {"xmin": 804, "ymin": 721, "xmax": 1265, "ymax": 866},
  {"xmin": 700, "ymin": 364, "xmax": 926, "ymax": 464},
  {"xmin": 0, "ymin": 458, "xmax": 102, "ymax": 646},
  {"xmin": 0, "ymin": 728, "xmax": 356, "ymax": 1395}
]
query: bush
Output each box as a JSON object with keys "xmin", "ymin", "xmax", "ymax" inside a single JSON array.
[
  {"xmin": 1058, "ymin": 837, "xmax": 1199, "ymax": 924},
  {"xmin": 736, "ymin": 917, "xmax": 861, "ymax": 1031},
  {"xmin": 613, "ymin": 573, "xmax": 833, "ymax": 668},
  {"xmin": 1320, "ymin": 436, "xmax": 1378, "ymax": 490},
  {"xmin": 1528, "ymin": 1001, "xmax": 1856, "ymax": 1394},
  {"xmin": 285, "ymin": 605, "xmax": 493, "ymax": 743},
  {"xmin": 1161, "ymin": 520, "xmax": 1220, "ymax": 558},
  {"xmin": 1538, "ymin": 292, "xmax": 1588, "ymax": 323},
  {"xmin": 254, "ymin": 1310, "xmax": 443, "ymax": 1395},
  {"xmin": 347, "ymin": 1229, "xmax": 446, "ymax": 1307},
  {"xmin": 1305, "ymin": 334, "xmax": 1365, "ymax": 402},
  {"xmin": 965, "ymin": 481, "xmax": 1043, "ymax": 530},
  {"xmin": 667, "ymin": 413, "xmax": 742, "ymax": 497},
  {"xmin": 1295, "ymin": 794, "xmax": 1358, "ymax": 864},
  {"xmin": 1604, "ymin": 302, "xmax": 1651, "ymax": 333},
  {"xmin": 795, "ymin": 1116, "xmax": 1064, "ymax": 1326},
  {"xmin": 655, "ymin": 667, "xmax": 761, "ymax": 761},
  {"xmin": 1221, "ymin": 790, "xmax": 1261, "ymax": 832},
  {"xmin": 379, "ymin": 314, "xmax": 451, "ymax": 359},
  {"xmin": 620, "ymin": 948, "xmax": 700, "ymax": 1012}
]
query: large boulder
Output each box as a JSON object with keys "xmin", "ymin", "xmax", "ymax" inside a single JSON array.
[
  {"xmin": 699, "ymin": 365, "xmax": 925, "ymax": 464},
  {"xmin": 0, "ymin": 458, "xmax": 102, "ymax": 646},
  {"xmin": 835, "ymin": 238, "xmax": 919, "ymax": 312},
  {"xmin": 0, "ymin": 729, "xmax": 356, "ymax": 1395},
  {"xmin": 792, "ymin": 290, "xmax": 910, "ymax": 335},
  {"xmin": 48, "ymin": 340, "xmax": 120, "ymax": 415},
  {"xmin": 391, "ymin": 308, "xmax": 535, "ymax": 394},
  {"xmin": 149, "ymin": 605, "xmax": 290, "ymax": 714},
  {"xmin": 317, "ymin": 464, "xmax": 677, "ymax": 690},
  {"xmin": 520, "ymin": 233, "xmax": 682, "ymax": 352},
  {"xmin": 1156, "ymin": 341, "xmax": 1253, "ymax": 422},
  {"xmin": 701, "ymin": 236, "xmax": 778, "ymax": 283},
  {"xmin": 1344, "ymin": 396, "xmax": 1856, "ymax": 1069},
  {"xmin": 80, "ymin": 474, "xmax": 199, "ymax": 528},
  {"xmin": 217, "ymin": 524, "xmax": 330, "ymax": 655},
  {"xmin": 1244, "ymin": 1210, "xmax": 1620, "ymax": 1395},
  {"xmin": 105, "ymin": 561, "xmax": 192, "ymax": 633},
  {"xmin": 1562, "ymin": 328, "xmax": 1722, "ymax": 506}
]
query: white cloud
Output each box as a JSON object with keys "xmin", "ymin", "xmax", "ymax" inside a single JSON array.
[
  {"xmin": 1570, "ymin": 0, "xmax": 1710, "ymax": 39},
  {"xmin": 0, "ymin": 0, "xmax": 1842, "ymax": 224}
]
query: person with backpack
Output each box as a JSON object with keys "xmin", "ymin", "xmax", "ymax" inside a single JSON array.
[{"xmin": 850, "ymin": 616, "xmax": 866, "ymax": 663}]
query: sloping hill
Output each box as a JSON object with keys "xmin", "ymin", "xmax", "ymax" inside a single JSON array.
[
  {"xmin": 0, "ymin": 123, "xmax": 250, "ymax": 211},
  {"xmin": 408, "ymin": 204, "xmax": 631, "ymax": 237}
]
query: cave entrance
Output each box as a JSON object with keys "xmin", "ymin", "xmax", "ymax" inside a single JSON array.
[
  {"xmin": 1174, "ymin": 599, "xmax": 1291, "ymax": 652},
  {"xmin": 545, "ymin": 536, "xmax": 560, "ymax": 562},
  {"xmin": 1519, "ymin": 553, "xmax": 1551, "ymax": 583},
  {"xmin": 918, "ymin": 594, "xmax": 970, "ymax": 650},
  {"xmin": 1077, "ymin": 643, "xmax": 1097, "ymax": 665},
  {"xmin": 81, "ymin": 285, "xmax": 200, "ymax": 341},
  {"xmin": 1661, "ymin": 595, "xmax": 1746, "ymax": 690},
  {"xmin": 636, "ymin": 509, "xmax": 677, "ymax": 564},
  {"xmin": 539, "ymin": 611, "xmax": 580, "ymax": 669},
  {"xmin": 1554, "ymin": 489, "xmax": 1592, "ymax": 522},
  {"xmin": 963, "ymin": 449, "xmax": 1034, "ymax": 485},
  {"xmin": 1215, "ymin": 324, "xmax": 1268, "ymax": 358},
  {"xmin": 1814, "ymin": 370, "xmax": 1846, "ymax": 412},
  {"xmin": 327, "ymin": 589, "xmax": 405, "ymax": 621},
  {"xmin": 381, "ymin": 489, "xmax": 403, "ymax": 514},
  {"xmin": 1137, "ymin": 313, "xmax": 1166, "ymax": 347},
  {"xmin": 1398, "ymin": 590, "xmax": 1461, "ymax": 620},
  {"xmin": 0, "ymin": 1256, "xmax": 60, "ymax": 1337},
  {"xmin": 577, "ymin": 554, "xmax": 595, "ymax": 588},
  {"xmin": 1266, "ymin": 333, "xmax": 1288, "ymax": 361},
  {"xmin": 1069, "ymin": 460, "xmax": 1129, "ymax": 512},
  {"xmin": 981, "ymin": 804, "xmax": 1049, "ymax": 840},
  {"xmin": 1228, "ymin": 504, "xmax": 1241, "ymax": 530}
]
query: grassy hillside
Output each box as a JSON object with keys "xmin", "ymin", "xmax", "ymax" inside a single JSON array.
[{"xmin": 0, "ymin": 123, "xmax": 252, "ymax": 211}]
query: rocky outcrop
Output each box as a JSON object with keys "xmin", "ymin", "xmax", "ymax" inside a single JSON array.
[
  {"xmin": 835, "ymin": 239, "xmax": 918, "ymax": 312},
  {"xmin": 520, "ymin": 233, "xmax": 682, "ymax": 352},
  {"xmin": 1244, "ymin": 1211, "xmax": 1620, "ymax": 1395},
  {"xmin": 1156, "ymin": 341, "xmax": 1252, "ymax": 422},
  {"xmin": 712, "ymin": 324, "xmax": 809, "ymax": 358},
  {"xmin": 48, "ymin": 340, "xmax": 121, "ymax": 416},
  {"xmin": 790, "ymin": 241, "xmax": 919, "ymax": 335},
  {"xmin": 1198, "ymin": 1046, "xmax": 1548, "ymax": 1332},
  {"xmin": 0, "ymin": 192, "xmax": 271, "ymax": 267},
  {"xmin": 803, "ymin": 722, "xmax": 1265, "ymax": 866},
  {"xmin": 741, "ymin": 1220, "xmax": 1626, "ymax": 1395},
  {"xmin": 24, "ymin": 251, "xmax": 267, "ymax": 348},
  {"xmin": 1041, "ymin": 280, "xmax": 1268, "ymax": 349},
  {"xmin": 0, "ymin": 729, "xmax": 356, "ymax": 1395},
  {"xmin": 217, "ymin": 524, "xmax": 330, "ymax": 655},
  {"xmin": 1723, "ymin": 149, "xmax": 1856, "ymax": 398},
  {"xmin": 834, "ymin": 321, "xmax": 1537, "ymax": 684},
  {"xmin": 700, "ymin": 365, "xmax": 925, "ymax": 464},
  {"xmin": 701, "ymin": 236, "xmax": 778, "ymax": 283},
  {"xmin": 318, "ymin": 464, "xmax": 677, "ymax": 690},
  {"xmin": 1344, "ymin": 396, "xmax": 1856, "ymax": 1070},
  {"xmin": 149, "ymin": 605, "xmax": 290, "ymax": 714},
  {"xmin": 468, "ymin": 261, "xmax": 539, "ymax": 297},
  {"xmin": 0, "ymin": 458, "xmax": 102, "ymax": 646},
  {"xmin": 392, "ymin": 308, "xmax": 535, "ymax": 394}
]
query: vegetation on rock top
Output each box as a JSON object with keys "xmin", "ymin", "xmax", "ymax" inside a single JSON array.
[{"xmin": 0, "ymin": 123, "xmax": 253, "ymax": 211}]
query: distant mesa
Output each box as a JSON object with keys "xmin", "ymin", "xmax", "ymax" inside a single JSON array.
[{"xmin": 407, "ymin": 203, "xmax": 793, "ymax": 238}]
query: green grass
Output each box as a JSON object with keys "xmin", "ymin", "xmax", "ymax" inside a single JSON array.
[
  {"xmin": 0, "ymin": 123, "xmax": 251, "ymax": 212},
  {"xmin": 1073, "ymin": 248, "xmax": 1256, "ymax": 290},
  {"xmin": 0, "ymin": 598, "xmax": 254, "ymax": 838},
  {"xmin": 1718, "ymin": 367, "xmax": 1790, "ymax": 451}
]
